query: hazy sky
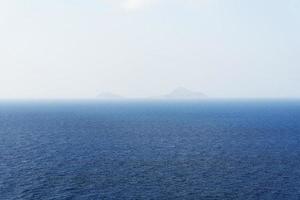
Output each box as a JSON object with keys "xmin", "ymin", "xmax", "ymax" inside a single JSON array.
[{"xmin": 0, "ymin": 0, "xmax": 299, "ymax": 98}]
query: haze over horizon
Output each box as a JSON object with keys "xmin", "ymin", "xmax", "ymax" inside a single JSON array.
[{"xmin": 0, "ymin": 0, "xmax": 299, "ymax": 99}]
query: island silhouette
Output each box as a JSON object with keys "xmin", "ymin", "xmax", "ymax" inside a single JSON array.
[{"xmin": 97, "ymin": 87, "xmax": 206, "ymax": 100}]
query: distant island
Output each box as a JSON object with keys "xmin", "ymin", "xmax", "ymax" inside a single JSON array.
[
  {"xmin": 97, "ymin": 92, "xmax": 124, "ymax": 100},
  {"xmin": 97, "ymin": 87, "xmax": 206, "ymax": 100},
  {"xmin": 159, "ymin": 87, "xmax": 206, "ymax": 100}
]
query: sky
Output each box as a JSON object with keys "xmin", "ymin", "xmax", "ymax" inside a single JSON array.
[{"xmin": 0, "ymin": 0, "xmax": 299, "ymax": 99}]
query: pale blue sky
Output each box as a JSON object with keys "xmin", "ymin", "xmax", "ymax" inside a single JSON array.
[{"xmin": 0, "ymin": 0, "xmax": 299, "ymax": 98}]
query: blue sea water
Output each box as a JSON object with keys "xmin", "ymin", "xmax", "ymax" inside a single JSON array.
[{"xmin": 0, "ymin": 100, "xmax": 300, "ymax": 200}]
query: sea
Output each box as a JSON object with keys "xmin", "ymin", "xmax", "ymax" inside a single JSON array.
[{"xmin": 0, "ymin": 100, "xmax": 300, "ymax": 200}]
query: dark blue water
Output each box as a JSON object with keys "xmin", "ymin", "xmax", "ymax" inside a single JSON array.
[{"xmin": 1, "ymin": 100, "xmax": 300, "ymax": 200}]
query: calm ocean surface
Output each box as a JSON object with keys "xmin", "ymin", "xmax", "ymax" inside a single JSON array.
[{"xmin": 0, "ymin": 100, "xmax": 300, "ymax": 200}]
